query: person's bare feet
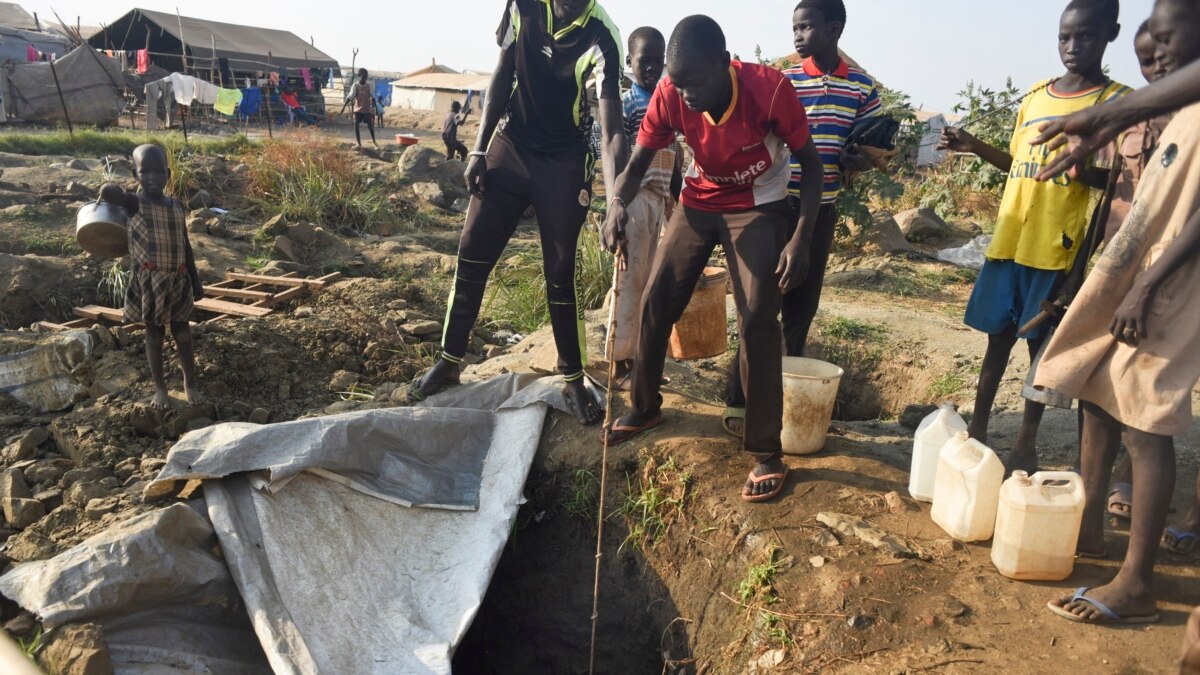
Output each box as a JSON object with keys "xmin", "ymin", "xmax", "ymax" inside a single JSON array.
[
  {"xmin": 1050, "ymin": 579, "xmax": 1157, "ymax": 622},
  {"xmin": 150, "ymin": 389, "xmax": 171, "ymax": 410},
  {"xmin": 563, "ymin": 378, "xmax": 602, "ymax": 426},
  {"xmin": 184, "ymin": 381, "xmax": 205, "ymax": 406}
]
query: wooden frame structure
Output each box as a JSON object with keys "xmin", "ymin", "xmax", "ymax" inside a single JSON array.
[{"xmin": 37, "ymin": 271, "xmax": 340, "ymax": 331}]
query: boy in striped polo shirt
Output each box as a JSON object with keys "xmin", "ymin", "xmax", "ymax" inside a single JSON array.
[{"xmin": 724, "ymin": 0, "xmax": 881, "ymax": 436}]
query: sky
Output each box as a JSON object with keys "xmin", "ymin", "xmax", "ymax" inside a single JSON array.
[{"xmin": 29, "ymin": 0, "xmax": 1157, "ymax": 111}]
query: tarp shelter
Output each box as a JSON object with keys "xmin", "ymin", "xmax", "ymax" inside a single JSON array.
[
  {"xmin": 87, "ymin": 8, "xmax": 338, "ymax": 76},
  {"xmin": 0, "ymin": 25, "xmax": 71, "ymax": 66},
  {"xmin": 0, "ymin": 46, "xmax": 124, "ymax": 125},
  {"xmin": 390, "ymin": 72, "xmax": 490, "ymax": 114},
  {"xmin": 0, "ymin": 2, "xmax": 38, "ymax": 31}
]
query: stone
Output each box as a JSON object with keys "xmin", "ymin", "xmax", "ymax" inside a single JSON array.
[
  {"xmin": 278, "ymin": 382, "xmax": 292, "ymax": 400},
  {"xmin": 402, "ymin": 320, "xmax": 443, "ymax": 337},
  {"xmin": 34, "ymin": 488, "xmax": 64, "ymax": 511},
  {"xmin": 65, "ymin": 158, "xmax": 93, "ymax": 171},
  {"xmin": 273, "ymin": 235, "xmax": 300, "ymax": 263},
  {"xmin": 16, "ymin": 427, "xmax": 49, "ymax": 457},
  {"xmin": 40, "ymin": 623, "xmax": 113, "ymax": 675},
  {"xmin": 883, "ymin": 491, "xmax": 909, "ymax": 514},
  {"xmin": 187, "ymin": 190, "xmax": 215, "ymax": 210},
  {"xmin": 63, "ymin": 467, "xmax": 108, "ymax": 488},
  {"xmin": 809, "ymin": 555, "xmax": 826, "ymax": 568},
  {"xmin": 0, "ymin": 415, "xmax": 24, "ymax": 426},
  {"xmin": 483, "ymin": 345, "xmax": 506, "ymax": 360},
  {"xmin": 748, "ymin": 648, "xmax": 786, "ymax": 673},
  {"xmin": 287, "ymin": 222, "xmax": 318, "ymax": 245},
  {"xmin": 896, "ymin": 207, "xmax": 949, "ymax": 241},
  {"xmin": 328, "ymin": 370, "xmax": 359, "ymax": 392},
  {"xmin": 24, "ymin": 463, "xmax": 65, "ymax": 486},
  {"xmin": 6, "ymin": 530, "xmax": 56, "ymax": 561},
  {"xmin": 0, "ymin": 468, "xmax": 31, "ymax": 501},
  {"xmin": 847, "ymin": 615, "xmax": 872, "ymax": 629},
  {"xmin": 185, "ymin": 417, "xmax": 214, "ymax": 432},
  {"xmin": 294, "ymin": 307, "xmax": 315, "ymax": 319},
  {"xmin": 900, "ymin": 404, "xmax": 939, "ymax": 431},
  {"xmin": 324, "ymin": 401, "xmax": 360, "ymax": 415},
  {"xmin": 84, "ymin": 497, "xmax": 119, "ymax": 520},
  {"xmin": 397, "ymin": 145, "xmax": 442, "ymax": 180},
  {"xmin": 450, "ymin": 197, "xmax": 470, "ymax": 214},
  {"xmin": 853, "ymin": 211, "xmax": 915, "ymax": 254},
  {"xmin": 3, "ymin": 497, "xmax": 45, "ymax": 528},
  {"xmin": 248, "ymin": 408, "xmax": 270, "ymax": 424},
  {"xmin": 140, "ymin": 458, "xmax": 166, "ymax": 475},
  {"xmin": 3, "ymin": 612, "xmax": 35, "ymax": 636},
  {"xmin": 816, "ymin": 512, "xmax": 917, "ymax": 558},
  {"xmin": 261, "ymin": 214, "xmax": 289, "ymax": 237},
  {"xmin": 142, "ymin": 480, "xmax": 177, "ymax": 502},
  {"xmin": 825, "ymin": 267, "xmax": 885, "ymax": 289},
  {"xmin": 939, "ymin": 596, "xmax": 970, "ymax": 619},
  {"xmin": 260, "ymin": 260, "xmax": 305, "ymax": 276},
  {"xmin": 411, "ymin": 182, "xmax": 446, "ymax": 208},
  {"xmin": 206, "ymin": 217, "xmax": 228, "ymax": 238},
  {"xmin": 811, "ymin": 529, "xmax": 840, "ymax": 548},
  {"xmin": 65, "ymin": 482, "xmax": 110, "ymax": 508}
]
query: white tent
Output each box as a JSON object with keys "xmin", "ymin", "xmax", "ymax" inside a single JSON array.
[{"xmin": 390, "ymin": 72, "xmax": 490, "ymax": 114}]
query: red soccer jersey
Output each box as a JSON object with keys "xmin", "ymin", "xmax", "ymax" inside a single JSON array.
[{"xmin": 638, "ymin": 61, "xmax": 812, "ymax": 213}]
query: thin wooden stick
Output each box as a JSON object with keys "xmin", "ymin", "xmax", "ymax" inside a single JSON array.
[{"xmin": 589, "ymin": 257, "xmax": 622, "ymax": 675}]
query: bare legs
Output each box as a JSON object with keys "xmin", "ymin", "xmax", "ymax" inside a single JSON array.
[
  {"xmin": 1053, "ymin": 402, "xmax": 1174, "ymax": 620},
  {"xmin": 143, "ymin": 321, "xmax": 203, "ymax": 409},
  {"xmin": 968, "ymin": 327, "xmax": 1045, "ymax": 474}
]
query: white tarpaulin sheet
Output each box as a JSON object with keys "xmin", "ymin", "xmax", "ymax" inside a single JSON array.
[
  {"xmin": 0, "ymin": 329, "xmax": 93, "ymax": 413},
  {"xmin": 0, "ymin": 373, "xmax": 580, "ymax": 674}
]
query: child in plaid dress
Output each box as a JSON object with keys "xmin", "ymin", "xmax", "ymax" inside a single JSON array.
[{"xmin": 100, "ymin": 144, "xmax": 204, "ymax": 409}]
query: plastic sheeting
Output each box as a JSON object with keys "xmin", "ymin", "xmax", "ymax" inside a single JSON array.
[
  {"xmin": 0, "ymin": 46, "xmax": 124, "ymax": 125},
  {"xmin": 0, "ymin": 329, "xmax": 93, "ymax": 413},
  {"xmin": 936, "ymin": 234, "xmax": 993, "ymax": 269},
  {"xmin": 0, "ymin": 373, "xmax": 578, "ymax": 674}
]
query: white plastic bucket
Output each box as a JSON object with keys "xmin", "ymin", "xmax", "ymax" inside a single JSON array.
[{"xmin": 781, "ymin": 357, "xmax": 844, "ymax": 455}]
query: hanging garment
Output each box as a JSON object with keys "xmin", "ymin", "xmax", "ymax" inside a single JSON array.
[
  {"xmin": 302, "ymin": 68, "xmax": 313, "ymax": 91},
  {"xmin": 194, "ymin": 80, "xmax": 219, "ymax": 105},
  {"xmin": 214, "ymin": 88, "xmax": 243, "ymax": 116},
  {"xmin": 237, "ymin": 88, "xmax": 263, "ymax": 120},
  {"xmin": 26, "ymin": 45, "xmax": 36, "ymax": 62},
  {"xmin": 137, "ymin": 49, "xmax": 150, "ymax": 74},
  {"xmin": 268, "ymin": 72, "xmax": 279, "ymax": 86},
  {"xmin": 144, "ymin": 81, "xmax": 162, "ymax": 131},
  {"xmin": 168, "ymin": 73, "xmax": 196, "ymax": 105}
]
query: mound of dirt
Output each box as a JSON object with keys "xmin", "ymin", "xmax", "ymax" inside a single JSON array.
[{"xmin": 0, "ymin": 253, "xmax": 102, "ymax": 328}]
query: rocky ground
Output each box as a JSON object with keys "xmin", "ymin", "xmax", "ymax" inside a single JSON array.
[{"xmin": 0, "ymin": 119, "xmax": 1195, "ymax": 674}]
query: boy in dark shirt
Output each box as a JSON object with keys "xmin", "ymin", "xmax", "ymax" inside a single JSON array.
[{"xmin": 443, "ymin": 101, "xmax": 469, "ymax": 161}]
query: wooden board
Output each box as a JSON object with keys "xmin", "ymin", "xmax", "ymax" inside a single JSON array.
[
  {"xmin": 193, "ymin": 298, "xmax": 273, "ymax": 318},
  {"xmin": 74, "ymin": 306, "xmax": 124, "ymax": 322},
  {"xmin": 202, "ymin": 286, "xmax": 274, "ymax": 302}
]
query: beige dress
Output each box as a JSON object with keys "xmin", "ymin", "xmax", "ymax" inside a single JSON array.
[{"xmin": 1035, "ymin": 103, "xmax": 1200, "ymax": 436}]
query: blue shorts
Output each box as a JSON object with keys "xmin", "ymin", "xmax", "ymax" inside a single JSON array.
[{"xmin": 964, "ymin": 260, "xmax": 1062, "ymax": 341}]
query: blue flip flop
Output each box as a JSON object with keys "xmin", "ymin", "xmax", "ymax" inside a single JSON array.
[
  {"xmin": 1163, "ymin": 527, "xmax": 1200, "ymax": 555},
  {"xmin": 1047, "ymin": 587, "xmax": 1160, "ymax": 625}
]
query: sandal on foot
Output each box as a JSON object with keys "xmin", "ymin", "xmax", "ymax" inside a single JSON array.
[
  {"xmin": 742, "ymin": 467, "xmax": 789, "ymax": 504},
  {"xmin": 1107, "ymin": 482, "xmax": 1133, "ymax": 520},
  {"xmin": 1047, "ymin": 587, "xmax": 1160, "ymax": 625},
  {"xmin": 1076, "ymin": 546, "xmax": 1109, "ymax": 560},
  {"xmin": 723, "ymin": 407, "xmax": 745, "ymax": 439},
  {"xmin": 1162, "ymin": 527, "xmax": 1200, "ymax": 555},
  {"xmin": 600, "ymin": 414, "xmax": 663, "ymax": 445}
]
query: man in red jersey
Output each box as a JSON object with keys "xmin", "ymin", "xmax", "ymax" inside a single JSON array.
[{"xmin": 601, "ymin": 15, "xmax": 824, "ymax": 503}]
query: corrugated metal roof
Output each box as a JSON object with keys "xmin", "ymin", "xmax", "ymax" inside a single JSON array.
[{"xmin": 391, "ymin": 73, "xmax": 492, "ymax": 91}]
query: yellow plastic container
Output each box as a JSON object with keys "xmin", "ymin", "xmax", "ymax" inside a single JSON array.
[
  {"xmin": 991, "ymin": 471, "xmax": 1085, "ymax": 581},
  {"xmin": 781, "ymin": 357, "xmax": 844, "ymax": 455},
  {"xmin": 930, "ymin": 432, "xmax": 1004, "ymax": 542}
]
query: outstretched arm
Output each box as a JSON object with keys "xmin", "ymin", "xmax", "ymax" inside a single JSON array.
[
  {"xmin": 1035, "ymin": 61, "xmax": 1200, "ymax": 180},
  {"xmin": 939, "ymin": 127, "xmax": 1013, "ymax": 172}
]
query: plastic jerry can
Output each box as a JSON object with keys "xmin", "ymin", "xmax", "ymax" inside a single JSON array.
[
  {"xmin": 991, "ymin": 471, "xmax": 1085, "ymax": 581},
  {"xmin": 909, "ymin": 403, "xmax": 968, "ymax": 502},
  {"xmin": 930, "ymin": 432, "xmax": 1004, "ymax": 542}
]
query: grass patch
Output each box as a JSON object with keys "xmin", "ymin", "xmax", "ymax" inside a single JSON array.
[
  {"xmin": 241, "ymin": 131, "xmax": 395, "ymax": 233},
  {"xmin": 562, "ymin": 469, "xmax": 599, "ymax": 522},
  {"xmin": 817, "ymin": 316, "xmax": 888, "ymax": 368},
  {"xmin": 482, "ymin": 221, "xmax": 613, "ymax": 334},
  {"xmin": 927, "ymin": 370, "xmax": 969, "ymax": 400},
  {"xmin": 337, "ymin": 384, "xmax": 375, "ymax": 402},
  {"xmin": 19, "ymin": 628, "xmax": 44, "ymax": 659},
  {"xmin": 618, "ymin": 455, "xmax": 691, "ymax": 553},
  {"xmin": 97, "ymin": 260, "xmax": 130, "ymax": 306},
  {"xmin": 18, "ymin": 231, "xmax": 80, "ymax": 256},
  {"xmin": 0, "ymin": 129, "xmax": 249, "ymax": 158},
  {"xmin": 821, "ymin": 316, "xmax": 888, "ymax": 342}
]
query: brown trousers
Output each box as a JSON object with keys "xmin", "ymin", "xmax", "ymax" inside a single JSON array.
[{"xmin": 631, "ymin": 200, "xmax": 789, "ymax": 462}]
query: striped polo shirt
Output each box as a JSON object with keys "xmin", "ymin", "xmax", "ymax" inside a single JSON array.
[
  {"xmin": 783, "ymin": 57, "xmax": 881, "ymax": 203},
  {"xmin": 623, "ymin": 82, "xmax": 676, "ymax": 199}
]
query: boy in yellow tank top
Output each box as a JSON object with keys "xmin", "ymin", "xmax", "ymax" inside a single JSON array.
[{"xmin": 939, "ymin": 0, "xmax": 1130, "ymax": 475}]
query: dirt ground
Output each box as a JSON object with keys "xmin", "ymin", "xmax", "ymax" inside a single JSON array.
[{"xmin": 0, "ymin": 116, "xmax": 1196, "ymax": 673}]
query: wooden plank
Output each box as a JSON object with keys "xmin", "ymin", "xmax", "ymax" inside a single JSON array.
[
  {"xmin": 264, "ymin": 286, "xmax": 306, "ymax": 305},
  {"xmin": 313, "ymin": 272, "xmax": 342, "ymax": 286},
  {"xmin": 193, "ymin": 298, "xmax": 273, "ymax": 318},
  {"xmin": 38, "ymin": 321, "xmax": 70, "ymax": 331},
  {"xmin": 224, "ymin": 272, "xmax": 312, "ymax": 288},
  {"xmin": 74, "ymin": 306, "xmax": 124, "ymax": 322},
  {"xmin": 202, "ymin": 286, "xmax": 274, "ymax": 302}
]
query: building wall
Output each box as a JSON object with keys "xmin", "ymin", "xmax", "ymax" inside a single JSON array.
[{"xmin": 389, "ymin": 87, "xmax": 477, "ymax": 114}]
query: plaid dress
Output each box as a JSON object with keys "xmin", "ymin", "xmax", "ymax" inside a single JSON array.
[{"xmin": 124, "ymin": 194, "xmax": 194, "ymax": 325}]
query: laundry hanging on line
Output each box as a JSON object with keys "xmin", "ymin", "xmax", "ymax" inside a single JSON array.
[{"xmin": 214, "ymin": 88, "xmax": 243, "ymax": 116}]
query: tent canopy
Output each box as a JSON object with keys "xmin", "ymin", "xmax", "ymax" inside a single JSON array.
[
  {"xmin": 87, "ymin": 8, "xmax": 338, "ymax": 74},
  {"xmin": 0, "ymin": 2, "xmax": 38, "ymax": 31}
]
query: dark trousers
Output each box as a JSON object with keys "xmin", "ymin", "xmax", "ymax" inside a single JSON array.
[
  {"xmin": 726, "ymin": 201, "xmax": 839, "ymax": 408},
  {"xmin": 445, "ymin": 137, "xmax": 468, "ymax": 161},
  {"xmin": 441, "ymin": 132, "xmax": 591, "ymax": 377},
  {"xmin": 632, "ymin": 201, "xmax": 790, "ymax": 462}
]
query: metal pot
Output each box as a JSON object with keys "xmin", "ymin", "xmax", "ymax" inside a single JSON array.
[{"xmin": 76, "ymin": 199, "xmax": 128, "ymax": 259}]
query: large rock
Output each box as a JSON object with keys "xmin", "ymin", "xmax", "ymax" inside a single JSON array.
[
  {"xmin": 401, "ymin": 320, "xmax": 443, "ymax": 337},
  {"xmin": 273, "ymin": 235, "xmax": 300, "ymax": 263},
  {"xmin": 187, "ymin": 190, "xmax": 215, "ymax": 210},
  {"xmin": 6, "ymin": 529, "xmax": 56, "ymax": 561},
  {"xmin": 0, "ymin": 468, "xmax": 30, "ymax": 501},
  {"xmin": 40, "ymin": 623, "xmax": 114, "ymax": 675},
  {"xmin": 896, "ymin": 207, "xmax": 950, "ymax": 241},
  {"xmin": 65, "ymin": 482, "xmax": 110, "ymax": 508},
  {"xmin": 854, "ymin": 211, "xmax": 915, "ymax": 254},
  {"xmin": 287, "ymin": 222, "xmax": 318, "ymax": 245},
  {"xmin": 397, "ymin": 145, "xmax": 442, "ymax": 181},
  {"xmin": 411, "ymin": 182, "xmax": 446, "ymax": 208},
  {"xmin": 261, "ymin": 214, "xmax": 289, "ymax": 237},
  {"xmin": 328, "ymin": 370, "xmax": 360, "ymax": 392},
  {"xmin": 3, "ymin": 497, "xmax": 46, "ymax": 528}
]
